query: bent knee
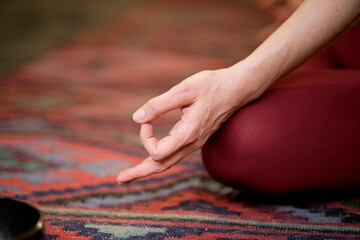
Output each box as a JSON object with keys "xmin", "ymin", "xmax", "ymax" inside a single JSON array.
[
  {"xmin": 201, "ymin": 114, "xmax": 288, "ymax": 194},
  {"xmin": 201, "ymin": 79, "xmax": 360, "ymax": 194}
]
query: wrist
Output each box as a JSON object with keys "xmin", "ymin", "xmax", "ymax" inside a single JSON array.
[{"xmin": 221, "ymin": 60, "xmax": 272, "ymax": 106}]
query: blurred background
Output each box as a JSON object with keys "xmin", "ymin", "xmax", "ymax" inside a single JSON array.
[{"xmin": 0, "ymin": 0, "xmax": 143, "ymax": 79}]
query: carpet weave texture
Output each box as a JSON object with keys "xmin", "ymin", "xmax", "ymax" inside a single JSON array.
[{"xmin": 1, "ymin": 0, "xmax": 360, "ymax": 239}]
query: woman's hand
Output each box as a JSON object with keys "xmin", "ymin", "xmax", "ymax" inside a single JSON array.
[
  {"xmin": 116, "ymin": 0, "xmax": 360, "ymax": 184},
  {"xmin": 116, "ymin": 65, "xmax": 261, "ymax": 184}
]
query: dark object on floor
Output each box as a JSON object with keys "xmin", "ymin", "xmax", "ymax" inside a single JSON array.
[{"xmin": 0, "ymin": 198, "xmax": 44, "ymax": 240}]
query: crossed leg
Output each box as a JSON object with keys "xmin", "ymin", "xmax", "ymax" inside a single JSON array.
[{"xmin": 202, "ymin": 69, "xmax": 360, "ymax": 194}]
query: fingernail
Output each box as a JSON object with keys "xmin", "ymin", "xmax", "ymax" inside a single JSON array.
[{"xmin": 133, "ymin": 109, "xmax": 146, "ymax": 122}]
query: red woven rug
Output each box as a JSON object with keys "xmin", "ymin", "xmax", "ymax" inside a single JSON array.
[{"xmin": 1, "ymin": 0, "xmax": 360, "ymax": 239}]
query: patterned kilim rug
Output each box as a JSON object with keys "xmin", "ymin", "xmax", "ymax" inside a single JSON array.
[{"xmin": 1, "ymin": 0, "xmax": 360, "ymax": 239}]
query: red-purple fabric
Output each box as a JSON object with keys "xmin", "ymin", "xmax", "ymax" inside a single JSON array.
[
  {"xmin": 202, "ymin": 69, "xmax": 360, "ymax": 194},
  {"xmin": 330, "ymin": 23, "xmax": 360, "ymax": 69},
  {"xmin": 202, "ymin": 23, "xmax": 360, "ymax": 194},
  {"xmin": 296, "ymin": 24, "xmax": 360, "ymax": 70}
]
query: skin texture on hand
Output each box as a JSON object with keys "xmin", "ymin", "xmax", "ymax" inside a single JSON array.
[
  {"xmin": 117, "ymin": 0, "xmax": 360, "ymax": 184},
  {"xmin": 116, "ymin": 68, "xmax": 259, "ymax": 184}
]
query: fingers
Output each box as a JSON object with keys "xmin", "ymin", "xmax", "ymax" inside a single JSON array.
[
  {"xmin": 116, "ymin": 144, "xmax": 196, "ymax": 184},
  {"xmin": 139, "ymin": 123, "xmax": 158, "ymax": 157},
  {"xmin": 132, "ymin": 83, "xmax": 193, "ymax": 124},
  {"xmin": 140, "ymin": 112, "xmax": 195, "ymax": 161},
  {"xmin": 140, "ymin": 124, "xmax": 182, "ymax": 161},
  {"xmin": 116, "ymin": 157, "xmax": 162, "ymax": 184}
]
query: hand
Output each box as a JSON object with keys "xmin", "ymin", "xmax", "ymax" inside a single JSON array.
[
  {"xmin": 117, "ymin": 0, "xmax": 360, "ymax": 184},
  {"xmin": 116, "ymin": 65, "xmax": 260, "ymax": 184}
]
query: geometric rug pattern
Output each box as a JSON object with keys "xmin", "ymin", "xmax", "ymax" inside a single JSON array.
[{"xmin": 1, "ymin": 0, "xmax": 360, "ymax": 239}]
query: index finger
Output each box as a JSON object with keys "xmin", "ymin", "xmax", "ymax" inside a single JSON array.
[
  {"xmin": 140, "ymin": 114, "xmax": 195, "ymax": 161},
  {"xmin": 133, "ymin": 82, "xmax": 193, "ymax": 123},
  {"xmin": 117, "ymin": 140, "xmax": 197, "ymax": 184}
]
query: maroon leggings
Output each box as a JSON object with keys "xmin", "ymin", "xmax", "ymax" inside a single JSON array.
[{"xmin": 202, "ymin": 25, "xmax": 360, "ymax": 194}]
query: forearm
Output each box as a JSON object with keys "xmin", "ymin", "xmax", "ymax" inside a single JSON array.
[{"xmin": 230, "ymin": 0, "xmax": 360, "ymax": 95}]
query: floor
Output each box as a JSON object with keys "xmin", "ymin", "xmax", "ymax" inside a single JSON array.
[{"xmin": 2, "ymin": 1, "xmax": 359, "ymax": 239}]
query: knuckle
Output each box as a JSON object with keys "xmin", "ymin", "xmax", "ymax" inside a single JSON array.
[
  {"xmin": 156, "ymin": 166, "xmax": 167, "ymax": 173},
  {"xmin": 186, "ymin": 125, "xmax": 201, "ymax": 144},
  {"xmin": 199, "ymin": 69, "xmax": 211, "ymax": 75},
  {"xmin": 193, "ymin": 140, "xmax": 203, "ymax": 150},
  {"xmin": 184, "ymin": 126, "xmax": 206, "ymax": 151},
  {"xmin": 145, "ymin": 99, "xmax": 159, "ymax": 118},
  {"xmin": 189, "ymin": 140, "xmax": 203, "ymax": 152},
  {"xmin": 150, "ymin": 151, "xmax": 162, "ymax": 162},
  {"xmin": 186, "ymin": 132, "xmax": 198, "ymax": 145},
  {"xmin": 150, "ymin": 148, "xmax": 168, "ymax": 162},
  {"xmin": 154, "ymin": 162, "xmax": 168, "ymax": 173},
  {"xmin": 197, "ymin": 70, "xmax": 212, "ymax": 79},
  {"xmin": 177, "ymin": 80, "xmax": 193, "ymax": 97}
]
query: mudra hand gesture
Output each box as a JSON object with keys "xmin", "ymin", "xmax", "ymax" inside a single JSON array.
[{"xmin": 117, "ymin": 66, "xmax": 259, "ymax": 183}]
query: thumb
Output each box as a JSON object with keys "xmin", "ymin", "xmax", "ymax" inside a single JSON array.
[{"xmin": 132, "ymin": 83, "xmax": 193, "ymax": 123}]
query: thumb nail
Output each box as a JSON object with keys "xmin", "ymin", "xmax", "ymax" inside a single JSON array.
[{"xmin": 133, "ymin": 109, "xmax": 146, "ymax": 122}]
